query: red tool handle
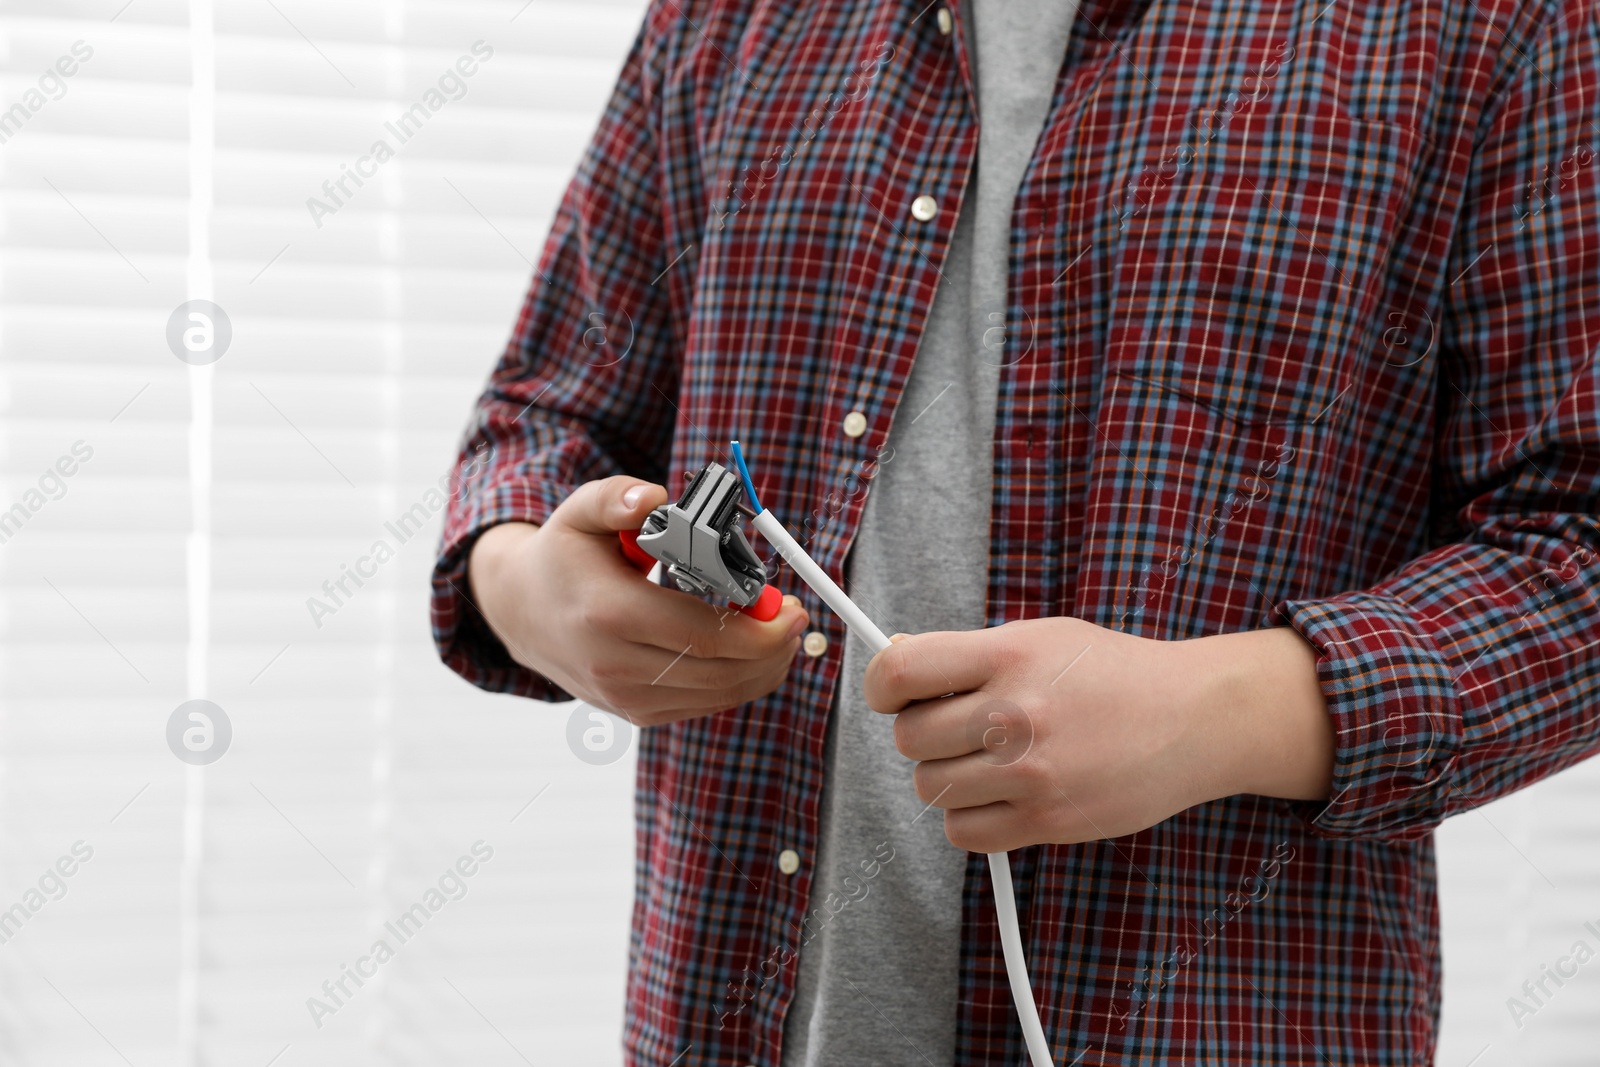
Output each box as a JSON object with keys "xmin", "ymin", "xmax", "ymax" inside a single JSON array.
[
  {"xmin": 618, "ymin": 531, "xmax": 783, "ymax": 622},
  {"xmin": 618, "ymin": 528, "xmax": 655, "ymax": 572},
  {"xmin": 740, "ymin": 584, "xmax": 784, "ymax": 622}
]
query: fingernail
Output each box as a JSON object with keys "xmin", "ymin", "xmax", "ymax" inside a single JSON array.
[
  {"xmin": 786, "ymin": 616, "xmax": 807, "ymax": 641},
  {"xmin": 622, "ymin": 486, "xmax": 645, "ymax": 508}
]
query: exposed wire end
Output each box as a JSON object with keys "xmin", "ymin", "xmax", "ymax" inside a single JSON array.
[{"xmin": 729, "ymin": 439, "xmax": 762, "ymax": 514}]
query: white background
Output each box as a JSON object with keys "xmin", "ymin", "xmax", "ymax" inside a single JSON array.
[{"xmin": 0, "ymin": 0, "xmax": 1594, "ymax": 1064}]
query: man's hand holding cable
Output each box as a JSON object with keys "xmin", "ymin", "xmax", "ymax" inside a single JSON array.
[
  {"xmin": 469, "ymin": 476, "xmax": 810, "ymax": 726},
  {"xmin": 863, "ymin": 618, "xmax": 1334, "ymax": 853}
]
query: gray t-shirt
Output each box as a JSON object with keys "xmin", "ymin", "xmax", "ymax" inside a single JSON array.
[{"xmin": 779, "ymin": 3, "xmax": 1082, "ymax": 1064}]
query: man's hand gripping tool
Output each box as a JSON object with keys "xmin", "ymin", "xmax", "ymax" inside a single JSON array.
[{"xmin": 617, "ymin": 462, "xmax": 783, "ymax": 622}]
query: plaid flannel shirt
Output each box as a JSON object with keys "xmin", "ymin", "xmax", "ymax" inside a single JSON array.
[{"xmin": 432, "ymin": 0, "xmax": 1600, "ymax": 1061}]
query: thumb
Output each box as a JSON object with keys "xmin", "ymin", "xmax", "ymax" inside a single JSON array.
[{"xmin": 553, "ymin": 475, "xmax": 669, "ymax": 535}]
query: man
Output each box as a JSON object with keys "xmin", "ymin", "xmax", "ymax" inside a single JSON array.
[{"xmin": 433, "ymin": 0, "xmax": 1600, "ymax": 1062}]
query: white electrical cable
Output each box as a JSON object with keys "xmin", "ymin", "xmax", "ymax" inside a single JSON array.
[
  {"xmin": 752, "ymin": 510, "xmax": 891, "ymax": 651},
  {"xmin": 986, "ymin": 851, "xmax": 1055, "ymax": 1067},
  {"xmin": 752, "ymin": 509, "xmax": 1055, "ymax": 1067}
]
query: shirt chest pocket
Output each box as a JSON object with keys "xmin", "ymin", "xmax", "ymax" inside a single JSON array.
[{"xmin": 1103, "ymin": 101, "xmax": 1424, "ymax": 429}]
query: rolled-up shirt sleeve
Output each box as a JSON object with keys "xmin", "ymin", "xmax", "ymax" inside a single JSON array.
[{"xmin": 1273, "ymin": 0, "xmax": 1600, "ymax": 840}]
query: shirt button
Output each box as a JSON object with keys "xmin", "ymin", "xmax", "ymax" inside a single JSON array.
[
  {"xmin": 802, "ymin": 631, "xmax": 829, "ymax": 657},
  {"xmin": 778, "ymin": 849, "xmax": 801, "ymax": 875},
  {"xmin": 842, "ymin": 410, "xmax": 868, "ymax": 437},
  {"xmin": 936, "ymin": 6, "xmax": 953, "ymax": 35},
  {"xmin": 910, "ymin": 195, "xmax": 939, "ymax": 222}
]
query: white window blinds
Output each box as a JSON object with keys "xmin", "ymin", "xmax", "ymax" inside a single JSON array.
[{"xmin": 1, "ymin": 1, "xmax": 646, "ymax": 1063}]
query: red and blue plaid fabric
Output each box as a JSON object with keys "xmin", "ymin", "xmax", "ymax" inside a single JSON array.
[{"xmin": 432, "ymin": 0, "xmax": 1600, "ymax": 1061}]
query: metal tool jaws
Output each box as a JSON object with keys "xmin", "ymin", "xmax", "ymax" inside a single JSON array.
[{"xmin": 634, "ymin": 462, "xmax": 768, "ymax": 608}]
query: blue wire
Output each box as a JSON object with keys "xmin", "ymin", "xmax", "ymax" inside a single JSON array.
[{"xmin": 729, "ymin": 439, "xmax": 763, "ymax": 514}]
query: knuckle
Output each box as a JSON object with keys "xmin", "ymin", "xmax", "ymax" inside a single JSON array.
[
  {"xmin": 1012, "ymin": 753, "xmax": 1050, "ymax": 790},
  {"xmin": 881, "ymin": 647, "xmax": 911, "ymax": 691},
  {"xmin": 944, "ymin": 814, "xmax": 981, "ymax": 853},
  {"xmin": 988, "ymin": 629, "xmax": 1025, "ymax": 670},
  {"xmin": 1011, "ymin": 791, "xmax": 1053, "ymax": 828},
  {"xmin": 1041, "ymin": 801, "xmax": 1078, "ymax": 842},
  {"xmin": 712, "ymin": 683, "xmax": 751, "ymax": 710},
  {"xmin": 562, "ymin": 479, "xmax": 603, "ymax": 518},
  {"xmin": 892, "ymin": 713, "xmax": 914, "ymax": 755},
  {"xmin": 695, "ymin": 660, "xmax": 743, "ymax": 692},
  {"xmin": 1015, "ymin": 798, "xmax": 1068, "ymax": 845},
  {"xmin": 580, "ymin": 598, "xmax": 619, "ymax": 636},
  {"xmin": 866, "ymin": 649, "xmax": 907, "ymax": 708},
  {"xmin": 697, "ymin": 628, "xmax": 727, "ymax": 660},
  {"xmin": 588, "ymin": 657, "xmax": 623, "ymax": 684},
  {"xmin": 739, "ymin": 628, "xmax": 782, "ymax": 662},
  {"xmin": 713, "ymin": 671, "xmax": 755, "ymax": 703},
  {"xmin": 1019, "ymin": 696, "xmax": 1051, "ymax": 744}
]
